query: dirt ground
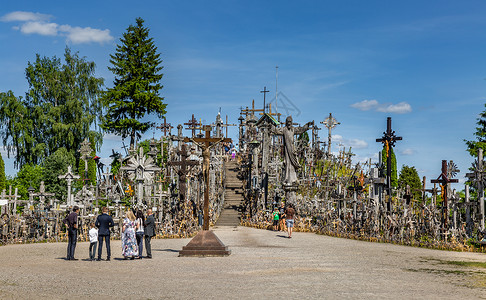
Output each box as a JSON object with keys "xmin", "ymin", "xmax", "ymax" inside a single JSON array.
[{"xmin": 1, "ymin": 226, "xmax": 486, "ymax": 299}]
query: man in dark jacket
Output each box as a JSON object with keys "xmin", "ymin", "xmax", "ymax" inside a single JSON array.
[
  {"xmin": 64, "ymin": 206, "xmax": 79, "ymax": 260},
  {"xmin": 95, "ymin": 207, "xmax": 114, "ymax": 261},
  {"xmin": 144, "ymin": 209, "xmax": 155, "ymax": 258}
]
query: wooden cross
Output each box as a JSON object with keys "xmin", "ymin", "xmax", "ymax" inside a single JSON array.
[
  {"xmin": 375, "ymin": 117, "xmax": 402, "ymax": 210},
  {"xmin": 168, "ymin": 144, "xmax": 199, "ymax": 202},
  {"xmin": 184, "ymin": 114, "xmax": 199, "ymax": 137},
  {"xmin": 157, "ymin": 117, "xmax": 173, "ymax": 136},
  {"xmin": 261, "ymin": 86, "xmax": 270, "ymax": 113},
  {"xmin": 184, "ymin": 125, "xmax": 232, "ymax": 230},
  {"xmin": 221, "ymin": 115, "xmax": 236, "ymax": 138},
  {"xmin": 241, "ymin": 100, "xmax": 264, "ymax": 117},
  {"xmin": 431, "ymin": 160, "xmax": 458, "ymax": 230}
]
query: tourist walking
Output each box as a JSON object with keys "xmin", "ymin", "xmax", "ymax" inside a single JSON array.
[
  {"xmin": 64, "ymin": 206, "xmax": 79, "ymax": 260},
  {"xmin": 88, "ymin": 223, "xmax": 98, "ymax": 261},
  {"xmin": 122, "ymin": 210, "xmax": 138, "ymax": 260},
  {"xmin": 285, "ymin": 204, "xmax": 296, "ymax": 238},
  {"xmin": 95, "ymin": 207, "xmax": 114, "ymax": 261},
  {"xmin": 272, "ymin": 207, "xmax": 280, "ymax": 231},
  {"xmin": 135, "ymin": 210, "xmax": 145, "ymax": 259},
  {"xmin": 144, "ymin": 209, "xmax": 155, "ymax": 258}
]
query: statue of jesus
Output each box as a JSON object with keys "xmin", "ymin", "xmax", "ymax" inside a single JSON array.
[{"xmin": 273, "ymin": 116, "xmax": 313, "ymax": 186}]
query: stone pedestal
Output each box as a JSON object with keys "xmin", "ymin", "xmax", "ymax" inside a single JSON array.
[
  {"xmin": 283, "ymin": 184, "xmax": 298, "ymax": 205},
  {"xmin": 179, "ymin": 230, "xmax": 230, "ymax": 257}
]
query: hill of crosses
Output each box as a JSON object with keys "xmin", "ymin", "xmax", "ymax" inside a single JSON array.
[{"xmin": 1, "ymin": 105, "xmax": 485, "ymax": 253}]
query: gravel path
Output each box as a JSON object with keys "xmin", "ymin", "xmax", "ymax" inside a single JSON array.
[{"xmin": 0, "ymin": 226, "xmax": 485, "ymax": 299}]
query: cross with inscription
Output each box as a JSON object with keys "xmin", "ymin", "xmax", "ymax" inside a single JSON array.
[
  {"xmin": 157, "ymin": 117, "xmax": 173, "ymax": 136},
  {"xmin": 376, "ymin": 117, "xmax": 402, "ymax": 211},
  {"xmin": 431, "ymin": 160, "xmax": 459, "ymax": 230},
  {"xmin": 184, "ymin": 125, "xmax": 231, "ymax": 230},
  {"xmin": 168, "ymin": 144, "xmax": 199, "ymax": 202},
  {"xmin": 184, "ymin": 114, "xmax": 199, "ymax": 137}
]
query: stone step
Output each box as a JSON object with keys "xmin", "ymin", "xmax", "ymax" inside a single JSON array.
[{"xmin": 215, "ymin": 161, "xmax": 245, "ymax": 227}]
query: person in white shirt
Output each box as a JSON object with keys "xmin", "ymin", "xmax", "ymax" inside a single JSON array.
[{"xmin": 88, "ymin": 223, "xmax": 98, "ymax": 261}]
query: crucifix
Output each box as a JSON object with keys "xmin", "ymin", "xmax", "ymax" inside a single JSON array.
[
  {"xmin": 157, "ymin": 117, "xmax": 173, "ymax": 136},
  {"xmin": 184, "ymin": 114, "xmax": 199, "ymax": 138},
  {"xmin": 58, "ymin": 165, "xmax": 80, "ymax": 206},
  {"xmin": 376, "ymin": 117, "xmax": 402, "ymax": 211},
  {"xmin": 184, "ymin": 125, "xmax": 231, "ymax": 230},
  {"xmin": 321, "ymin": 113, "xmax": 340, "ymax": 156},
  {"xmin": 261, "ymin": 86, "xmax": 270, "ymax": 113},
  {"xmin": 431, "ymin": 160, "xmax": 458, "ymax": 231},
  {"xmin": 168, "ymin": 144, "xmax": 199, "ymax": 203}
]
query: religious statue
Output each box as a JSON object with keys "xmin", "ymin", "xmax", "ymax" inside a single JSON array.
[{"xmin": 273, "ymin": 116, "xmax": 313, "ymax": 186}]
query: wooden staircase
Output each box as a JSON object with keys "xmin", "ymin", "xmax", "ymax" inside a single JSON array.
[{"xmin": 215, "ymin": 160, "xmax": 244, "ymax": 227}]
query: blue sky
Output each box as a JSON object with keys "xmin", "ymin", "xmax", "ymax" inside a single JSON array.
[{"xmin": 1, "ymin": 1, "xmax": 485, "ymax": 189}]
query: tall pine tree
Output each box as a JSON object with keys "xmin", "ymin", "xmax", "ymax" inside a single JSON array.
[
  {"xmin": 102, "ymin": 18, "xmax": 166, "ymax": 149},
  {"xmin": 465, "ymin": 103, "xmax": 486, "ymax": 157}
]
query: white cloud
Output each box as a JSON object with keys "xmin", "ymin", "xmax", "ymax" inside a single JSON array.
[
  {"xmin": 377, "ymin": 102, "xmax": 412, "ymax": 114},
  {"xmin": 1, "ymin": 11, "xmax": 52, "ymax": 22},
  {"xmin": 59, "ymin": 25, "xmax": 113, "ymax": 44},
  {"xmin": 332, "ymin": 134, "xmax": 368, "ymax": 149},
  {"xmin": 350, "ymin": 99, "xmax": 378, "ymax": 111},
  {"xmin": 401, "ymin": 148, "xmax": 415, "ymax": 155},
  {"xmin": 2, "ymin": 11, "xmax": 113, "ymax": 45},
  {"xmin": 20, "ymin": 21, "xmax": 58, "ymax": 36},
  {"xmin": 351, "ymin": 99, "xmax": 412, "ymax": 114}
]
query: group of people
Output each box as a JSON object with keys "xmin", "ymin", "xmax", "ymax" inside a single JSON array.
[
  {"xmin": 272, "ymin": 203, "xmax": 296, "ymax": 238},
  {"xmin": 63, "ymin": 206, "xmax": 155, "ymax": 261},
  {"xmin": 120, "ymin": 208, "xmax": 156, "ymax": 260}
]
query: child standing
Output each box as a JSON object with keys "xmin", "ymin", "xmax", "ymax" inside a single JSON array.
[
  {"xmin": 272, "ymin": 207, "xmax": 280, "ymax": 231},
  {"xmin": 88, "ymin": 223, "xmax": 98, "ymax": 261}
]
